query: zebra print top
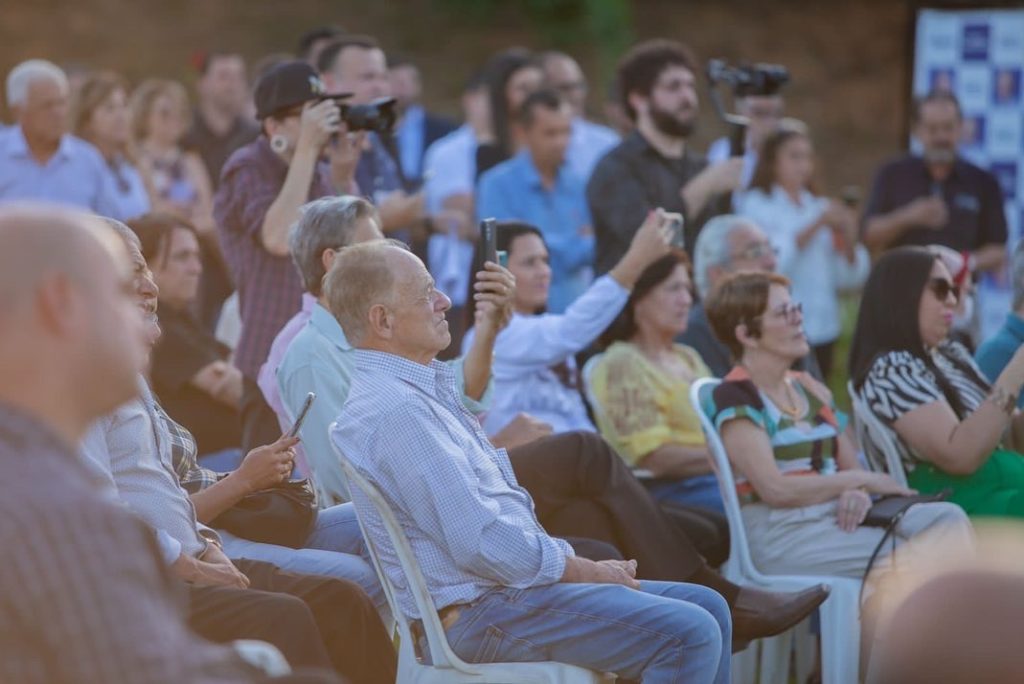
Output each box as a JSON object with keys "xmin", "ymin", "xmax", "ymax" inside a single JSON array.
[{"xmin": 859, "ymin": 340, "xmax": 990, "ymax": 473}]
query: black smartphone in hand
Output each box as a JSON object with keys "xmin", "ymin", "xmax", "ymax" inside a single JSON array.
[
  {"xmin": 286, "ymin": 392, "xmax": 316, "ymax": 439},
  {"xmin": 480, "ymin": 218, "xmax": 498, "ymax": 264}
]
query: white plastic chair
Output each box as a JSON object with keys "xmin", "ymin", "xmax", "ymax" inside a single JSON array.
[
  {"xmin": 329, "ymin": 426, "xmax": 611, "ymax": 683},
  {"xmin": 581, "ymin": 354, "xmax": 654, "ymax": 480},
  {"xmin": 690, "ymin": 378, "xmax": 862, "ymax": 684},
  {"xmin": 847, "ymin": 381, "xmax": 909, "ymax": 488},
  {"xmin": 232, "ymin": 640, "xmax": 291, "ymax": 677}
]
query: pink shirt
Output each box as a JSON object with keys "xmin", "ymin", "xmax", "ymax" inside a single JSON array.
[{"xmin": 257, "ymin": 292, "xmax": 317, "ymax": 474}]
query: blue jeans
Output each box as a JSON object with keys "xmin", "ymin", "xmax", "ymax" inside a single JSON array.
[
  {"xmin": 644, "ymin": 473, "xmax": 726, "ymax": 515},
  {"xmin": 445, "ymin": 580, "xmax": 730, "ymax": 683},
  {"xmin": 219, "ymin": 502, "xmax": 387, "ymax": 613}
]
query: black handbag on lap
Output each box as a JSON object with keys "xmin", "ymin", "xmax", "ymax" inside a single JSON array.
[
  {"xmin": 859, "ymin": 488, "xmax": 953, "ymax": 603},
  {"xmin": 211, "ymin": 479, "xmax": 317, "ymax": 549}
]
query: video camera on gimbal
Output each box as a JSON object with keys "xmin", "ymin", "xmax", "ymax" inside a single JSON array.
[{"xmin": 706, "ymin": 59, "xmax": 790, "ymax": 156}]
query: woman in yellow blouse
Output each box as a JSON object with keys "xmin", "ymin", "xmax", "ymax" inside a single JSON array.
[{"xmin": 592, "ymin": 252, "xmax": 723, "ymax": 513}]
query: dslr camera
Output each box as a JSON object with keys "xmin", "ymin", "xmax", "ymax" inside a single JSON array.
[
  {"xmin": 321, "ymin": 96, "xmax": 399, "ymax": 135},
  {"xmin": 707, "ymin": 60, "xmax": 789, "ymax": 98},
  {"xmin": 706, "ymin": 59, "xmax": 790, "ymax": 156}
]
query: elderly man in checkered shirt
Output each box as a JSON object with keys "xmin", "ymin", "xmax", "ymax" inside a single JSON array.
[{"xmin": 330, "ymin": 239, "xmax": 732, "ymax": 683}]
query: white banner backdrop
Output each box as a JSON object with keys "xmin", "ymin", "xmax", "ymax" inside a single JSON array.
[{"xmin": 914, "ymin": 8, "xmax": 1024, "ymax": 340}]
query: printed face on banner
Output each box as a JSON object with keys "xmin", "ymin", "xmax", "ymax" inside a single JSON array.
[
  {"xmin": 993, "ymin": 68, "xmax": 1021, "ymax": 105},
  {"xmin": 961, "ymin": 115, "xmax": 986, "ymax": 147},
  {"xmin": 929, "ymin": 67, "xmax": 956, "ymax": 93}
]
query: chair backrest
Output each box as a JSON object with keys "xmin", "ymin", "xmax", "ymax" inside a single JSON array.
[
  {"xmin": 581, "ymin": 352, "xmax": 656, "ymax": 481},
  {"xmin": 329, "ymin": 425, "xmax": 477, "ymax": 673},
  {"xmin": 846, "ymin": 381, "xmax": 909, "ymax": 488},
  {"xmin": 689, "ymin": 377, "xmax": 770, "ymax": 583}
]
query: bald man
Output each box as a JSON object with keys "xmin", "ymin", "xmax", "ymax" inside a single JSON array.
[
  {"xmin": 538, "ymin": 51, "xmax": 619, "ymax": 180},
  {"xmin": 330, "ymin": 240, "xmax": 731, "ymax": 682},
  {"xmin": 0, "ymin": 205, "xmax": 334, "ymax": 683}
]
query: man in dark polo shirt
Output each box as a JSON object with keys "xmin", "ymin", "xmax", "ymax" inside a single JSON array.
[
  {"xmin": 586, "ymin": 39, "xmax": 743, "ymax": 274},
  {"xmin": 863, "ymin": 90, "xmax": 1007, "ymax": 275}
]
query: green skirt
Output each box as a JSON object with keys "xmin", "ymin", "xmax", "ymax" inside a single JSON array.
[{"xmin": 908, "ymin": 448, "xmax": 1024, "ymax": 518}]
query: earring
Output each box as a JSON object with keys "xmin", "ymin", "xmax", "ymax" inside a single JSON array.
[{"xmin": 270, "ymin": 134, "xmax": 289, "ymax": 154}]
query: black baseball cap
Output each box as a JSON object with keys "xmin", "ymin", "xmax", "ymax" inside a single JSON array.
[{"xmin": 254, "ymin": 60, "xmax": 351, "ymax": 120}]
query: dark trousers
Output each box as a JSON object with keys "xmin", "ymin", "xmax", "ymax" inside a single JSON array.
[
  {"xmin": 507, "ymin": 431, "xmax": 740, "ymax": 605},
  {"xmin": 193, "ymin": 559, "xmax": 396, "ymax": 684},
  {"xmin": 241, "ymin": 376, "xmax": 284, "ymax": 454}
]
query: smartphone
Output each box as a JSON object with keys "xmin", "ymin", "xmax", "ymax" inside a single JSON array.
[
  {"xmin": 668, "ymin": 215, "xmax": 685, "ymax": 249},
  {"xmin": 480, "ymin": 217, "xmax": 498, "ymax": 264},
  {"xmin": 286, "ymin": 392, "xmax": 316, "ymax": 439}
]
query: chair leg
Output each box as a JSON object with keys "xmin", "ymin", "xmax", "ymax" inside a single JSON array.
[{"xmin": 819, "ymin": 581, "xmax": 860, "ymax": 684}]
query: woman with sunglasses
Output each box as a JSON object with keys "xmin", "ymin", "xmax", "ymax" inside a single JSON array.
[
  {"xmin": 704, "ymin": 270, "xmax": 970, "ymax": 578},
  {"xmin": 851, "ymin": 246, "xmax": 1024, "ymax": 518}
]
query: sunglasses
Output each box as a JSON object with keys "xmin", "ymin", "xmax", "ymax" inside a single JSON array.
[
  {"xmin": 731, "ymin": 241, "xmax": 779, "ymax": 262},
  {"xmin": 927, "ymin": 277, "xmax": 960, "ymax": 303}
]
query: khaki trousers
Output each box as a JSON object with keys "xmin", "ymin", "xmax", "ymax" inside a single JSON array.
[{"xmin": 740, "ymin": 499, "xmax": 973, "ymax": 579}]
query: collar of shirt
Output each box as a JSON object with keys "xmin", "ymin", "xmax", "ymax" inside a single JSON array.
[
  {"xmin": 769, "ymin": 183, "xmax": 816, "ymax": 208},
  {"xmin": 353, "ymin": 348, "xmax": 456, "ymax": 397},
  {"xmin": 510, "ymin": 149, "xmax": 571, "ymax": 192},
  {"xmin": 0, "ymin": 400, "xmax": 76, "ymax": 456},
  {"xmin": 310, "ymin": 301, "xmax": 353, "ymax": 352},
  {"xmin": 4, "ymin": 126, "xmax": 74, "ymax": 162}
]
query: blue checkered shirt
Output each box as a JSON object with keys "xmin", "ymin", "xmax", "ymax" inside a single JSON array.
[{"xmin": 331, "ymin": 350, "xmax": 573, "ymax": 619}]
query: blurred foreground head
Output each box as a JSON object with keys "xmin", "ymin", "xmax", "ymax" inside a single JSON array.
[{"xmin": 0, "ymin": 204, "xmax": 146, "ymax": 443}]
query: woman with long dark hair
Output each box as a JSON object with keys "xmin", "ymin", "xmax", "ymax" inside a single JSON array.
[
  {"xmin": 850, "ymin": 246, "xmax": 1024, "ymax": 517},
  {"xmin": 460, "ymin": 211, "xmax": 672, "ymax": 437},
  {"xmin": 473, "ymin": 49, "xmax": 545, "ymax": 179}
]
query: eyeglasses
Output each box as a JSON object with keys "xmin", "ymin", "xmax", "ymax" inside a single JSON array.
[
  {"xmin": 731, "ymin": 241, "xmax": 779, "ymax": 262},
  {"xmin": 761, "ymin": 301, "xmax": 803, "ymax": 325},
  {"xmin": 927, "ymin": 277, "xmax": 960, "ymax": 303}
]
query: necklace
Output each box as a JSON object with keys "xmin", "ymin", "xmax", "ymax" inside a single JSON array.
[{"xmin": 774, "ymin": 380, "xmax": 804, "ymax": 418}]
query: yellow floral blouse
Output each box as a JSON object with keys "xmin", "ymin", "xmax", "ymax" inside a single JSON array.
[{"xmin": 591, "ymin": 341, "xmax": 711, "ymax": 467}]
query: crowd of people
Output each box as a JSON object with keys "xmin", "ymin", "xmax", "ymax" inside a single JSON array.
[{"xmin": 0, "ymin": 22, "xmax": 1019, "ymax": 683}]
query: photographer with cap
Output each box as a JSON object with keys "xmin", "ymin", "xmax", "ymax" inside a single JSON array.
[{"xmin": 214, "ymin": 60, "xmax": 362, "ymax": 453}]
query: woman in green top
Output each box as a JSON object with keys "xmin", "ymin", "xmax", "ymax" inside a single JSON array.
[
  {"xmin": 704, "ymin": 271, "xmax": 972, "ymax": 578},
  {"xmin": 850, "ymin": 246, "xmax": 1024, "ymax": 517}
]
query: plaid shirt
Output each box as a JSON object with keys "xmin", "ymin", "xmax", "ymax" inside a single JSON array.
[
  {"xmin": 0, "ymin": 402, "xmax": 255, "ymax": 683},
  {"xmin": 331, "ymin": 350, "xmax": 573, "ymax": 620},
  {"xmin": 160, "ymin": 404, "xmax": 223, "ymax": 494},
  {"xmin": 214, "ymin": 137, "xmax": 336, "ymax": 379}
]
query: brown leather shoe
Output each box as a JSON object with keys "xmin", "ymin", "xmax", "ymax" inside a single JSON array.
[{"xmin": 731, "ymin": 584, "xmax": 830, "ymax": 641}]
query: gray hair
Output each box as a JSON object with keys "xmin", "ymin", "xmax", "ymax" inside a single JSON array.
[
  {"xmin": 1012, "ymin": 240, "xmax": 1024, "ymax": 312},
  {"xmin": 289, "ymin": 195, "xmax": 379, "ymax": 296},
  {"xmin": 323, "ymin": 239, "xmax": 410, "ymax": 345},
  {"xmin": 6, "ymin": 59, "xmax": 67, "ymax": 108},
  {"xmin": 693, "ymin": 214, "xmax": 757, "ymax": 298}
]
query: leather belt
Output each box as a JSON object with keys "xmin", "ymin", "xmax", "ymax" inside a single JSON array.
[{"xmin": 438, "ymin": 604, "xmax": 463, "ymax": 631}]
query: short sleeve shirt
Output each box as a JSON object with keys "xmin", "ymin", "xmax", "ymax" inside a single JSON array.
[
  {"xmin": 710, "ymin": 368, "xmax": 847, "ymax": 503},
  {"xmin": 591, "ymin": 341, "xmax": 710, "ymax": 466},
  {"xmin": 859, "ymin": 341, "xmax": 989, "ymax": 473},
  {"xmin": 213, "ymin": 136, "xmax": 335, "ymax": 379},
  {"xmin": 862, "ymin": 155, "xmax": 1007, "ymax": 252}
]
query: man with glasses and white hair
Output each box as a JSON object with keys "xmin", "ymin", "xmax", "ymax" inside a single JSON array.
[
  {"xmin": 0, "ymin": 60, "xmax": 120, "ymax": 215},
  {"xmin": 681, "ymin": 214, "xmax": 823, "ymax": 379}
]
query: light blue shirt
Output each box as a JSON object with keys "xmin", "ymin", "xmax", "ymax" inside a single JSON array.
[
  {"xmin": 462, "ymin": 274, "xmax": 629, "ymax": 435},
  {"xmin": 0, "ymin": 126, "xmax": 121, "ymax": 216},
  {"xmin": 396, "ymin": 104, "xmax": 426, "ymax": 182},
  {"xmin": 101, "ymin": 156, "xmax": 151, "ymax": 221},
  {"xmin": 477, "ymin": 150, "xmax": 594, "ymax": 313},
  {"xmin": 277, "ymin": 302, "xmax": 491, "ymax": 505},
  {"xmin": 331, "ymin": 349, "xmax": 573, "ymax": 619}
]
